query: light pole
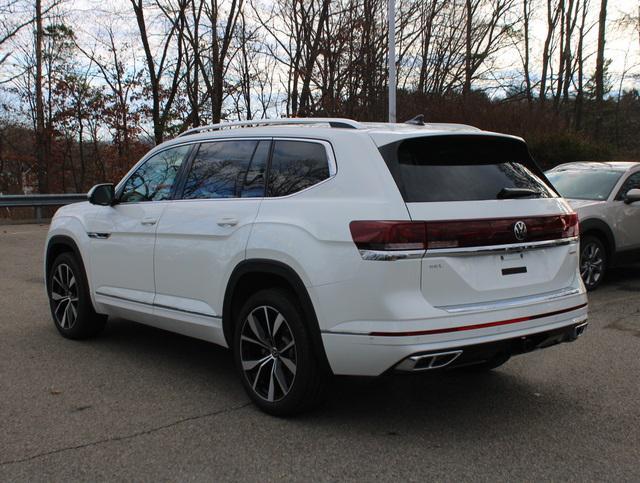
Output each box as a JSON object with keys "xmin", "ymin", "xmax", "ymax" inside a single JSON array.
[{"xmin": 388, "ymin": 0, "xmax": 396, "ymax": 123}]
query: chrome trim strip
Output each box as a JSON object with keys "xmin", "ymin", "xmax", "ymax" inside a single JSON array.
[
  {"xmin": 424, "ymin": 237, "xmax": 578, "ymax": 258},
  {"xmin": 359, "ymin": 249, "xmax": 425, "ymax": 261},
  {"xmin": 435, "ymin": 287, "xmax": 582, "ymax": 314},
  {"xmin": 153, "ymin": 303, "xmax": 218, "ymax": 319},
  {"xmin": 87, "ymin": 232, "xmax": 111, "ymax": 239},
  {"xmin": 95, "ymin": 291, "xmax": 220, "ymax": 319}
]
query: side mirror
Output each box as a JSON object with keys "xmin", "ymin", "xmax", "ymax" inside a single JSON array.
[
  {"xmin": 88, "ymin": 183, "xmax": 115, "ymax": 206},
  {"xmin": 624, "ymin": 188, "xmax": 640, "ymax": 205}
]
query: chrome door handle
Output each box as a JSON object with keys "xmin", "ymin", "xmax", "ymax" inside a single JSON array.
[
  {"xmin": 141, "ymin": 217, "xmax": 158, "ymax": 226},
  {"xmin": 217, "ymin": 217, "xmax": 238, "ymax": 227}
]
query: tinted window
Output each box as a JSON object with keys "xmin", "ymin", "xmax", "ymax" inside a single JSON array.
[
  {"xmin": 182, "ymin": 140, "xmax": 268, "ymax": 199},
  {"xmin": 379, "ymin": 136, "xmax": 555, "ymax": 202},
  {"xmin": 267, "ymin": 141, "xmax": 330, "ymax": 197},
  {"xmin": 546, "ymin": 169, "xmax": 623, "ymax": 201},
  {"xmin": 615, "ymin": 172, "xmax": 640, "ymax": 200},
  {"xmin": 119, "ymin": 145, "xmax": 190, "ymax": 202}
]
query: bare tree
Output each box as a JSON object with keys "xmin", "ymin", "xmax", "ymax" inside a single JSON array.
[{"xmin": 131, "ymin": 0, "xmax": 187, "ymax": 144}]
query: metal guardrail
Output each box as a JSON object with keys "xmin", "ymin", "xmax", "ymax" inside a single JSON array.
[{"xmin": 0, "ymin": 193, "xmax": 87, "ymax": 221}]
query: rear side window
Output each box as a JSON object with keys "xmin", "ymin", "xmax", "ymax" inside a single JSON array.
[
  {"xmin": 267, "ymin": 141, "xmax": 331, "ymax": 197},
  {"xmin": 182, "ymin": 140, "xmax": 268, "ymax": 199},
  {"xmin": 379, "ymin": 136, "xmax": 555, "ymax": 202}
]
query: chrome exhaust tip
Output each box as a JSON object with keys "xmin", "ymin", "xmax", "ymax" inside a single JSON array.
[
  {"xmin": 395, "ymin": 350, "xmax": 463, "ymax": 372},
  {"xmin": 573, "ymin": 321, "xmax": 588, "ymax": 339}
]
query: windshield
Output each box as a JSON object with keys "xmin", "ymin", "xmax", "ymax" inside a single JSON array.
[{"xmin": 546, "ymin": 169, "xmax": 623, "ymax": 201}]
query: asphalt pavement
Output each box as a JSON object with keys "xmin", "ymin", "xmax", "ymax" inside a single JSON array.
[{"xmin": 1, "ymin": 223, "xmax": 639, "ymax": 481}]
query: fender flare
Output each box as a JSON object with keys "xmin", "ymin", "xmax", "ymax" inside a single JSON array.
[{"xmin": 222, "ymin": 259, "xmax": 330, "ymax": 372}]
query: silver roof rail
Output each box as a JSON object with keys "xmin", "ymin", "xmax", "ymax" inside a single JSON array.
[{"xmin": 177, "ymin": 118, "xmax": 363, "ymax": 137}]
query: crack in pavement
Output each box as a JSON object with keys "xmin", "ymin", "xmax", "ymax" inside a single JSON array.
[{"xmin": 0, "ymin": 401, "xmax": 252, "ymax": 467}]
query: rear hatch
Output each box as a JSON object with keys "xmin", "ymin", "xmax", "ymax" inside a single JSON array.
[{"xmin": 378, "ymin": 134, "xmax": 579, "ymax": 308}]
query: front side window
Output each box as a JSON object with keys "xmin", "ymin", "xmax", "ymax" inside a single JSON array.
[
  {"xmin": 267, "ymin": 140, "xmax": 331, "ymax": 197},
  {"xmin": 119, "ymin": 145, "xmax": 191, "ymax": 203},
  {"xmin": 182, "ymin": 140, "xmax": 268, "ymax": 199},
  {"xmin": 615, "ymin": 172, "xmax": 640, "ymax": 200}
]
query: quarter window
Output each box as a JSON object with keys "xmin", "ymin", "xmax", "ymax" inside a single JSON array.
[
  {"xmin": 182, "ymin": 140, "xmax": 269, "ymax": 199},
  {"xmin": 267, "ymin": 141, "xmax": 331, "ymax": 197},
  {"xmin": 119, "ymin": 145, "xmax": 191, "ymax": 202},
  {"xmin": 615, "ymin": 172, "xmax": 640, "ymax": 200}
]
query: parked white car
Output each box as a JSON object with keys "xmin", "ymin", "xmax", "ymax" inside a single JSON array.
[
  {"xmin": 546, "ymin": 162, "xmax": 640, "ymax": 290},
  {"xmin": 45, "ymin": 118, "xmax": 588, "ymax": 415}
]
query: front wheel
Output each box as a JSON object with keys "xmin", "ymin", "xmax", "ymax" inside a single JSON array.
[
  {"xmin": 580, "ymin": 236, "xmax": 607, "ymax": 291},
  {"xmin": 233, "ymin": 288, "xmax": 328, "ymax": 416},
  {"xmin": 48, "ymin": 252, "xmax": 107, "ymax": 339}
]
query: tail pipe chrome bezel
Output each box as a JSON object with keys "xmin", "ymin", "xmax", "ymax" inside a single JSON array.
[
  {"xmin": 395, "ymin": 350, "xmax": 463, "ymax": 372},
  {"xmin": 572, "ymin": 321, "xmax": 588, "ymax": 339}
]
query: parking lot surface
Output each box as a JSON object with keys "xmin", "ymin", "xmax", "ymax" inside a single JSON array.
[{"xmin": 0, "ymin": 223, "xmax": 639, "ymax": 481}]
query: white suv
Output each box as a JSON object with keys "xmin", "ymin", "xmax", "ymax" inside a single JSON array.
[
  {"xmin": 546, "ymin": 162, "xmax": 640, "ymax": 290},
  {"xmin": 45, "ymin": 118, "xmax": 588, "ymax": 415}
]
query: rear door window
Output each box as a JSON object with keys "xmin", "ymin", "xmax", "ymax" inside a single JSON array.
[
  {"xmin": 181, "ymin": 140, "xmax": 269, "ymax": 199},
  {"xmin": 267, "ymin": 140, "xmax": 331, "ymax": 197},
  {"xmin": 379, "ymin": 136, "xmax": 555, "ymax": 202}
]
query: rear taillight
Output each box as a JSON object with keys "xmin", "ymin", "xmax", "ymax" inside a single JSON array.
[
  {"xmin": 350, "ymin": 213, "xmax": 578, "ymax": 253},
  {"xmin": 349, "ymin": 221, "xmax": 426, "ymax": 251}
]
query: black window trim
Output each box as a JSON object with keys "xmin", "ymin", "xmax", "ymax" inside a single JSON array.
[{"xmin": 115, "ymin": 136, "xmax": 338, "ymax": 203}]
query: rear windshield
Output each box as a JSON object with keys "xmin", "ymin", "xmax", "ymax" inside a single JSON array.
[{"xmin": 378, "ymin": 135, "xmax": 556, "ymax": 202}]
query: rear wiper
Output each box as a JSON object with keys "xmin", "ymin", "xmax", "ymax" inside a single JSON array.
[{"xmin": 497, "ymin": 187, "xmax": 541, "ymax": 199}]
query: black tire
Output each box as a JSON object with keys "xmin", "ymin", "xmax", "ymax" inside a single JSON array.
[
  {"xmin": 48, "ymin": 252, "xmax": 107, "ymax": 339},
  {"xmin": 233, "ymin": 288, "xmax": 328, "ymax": 416},
  {"xmin": 580, "ymin": 235, "xmax": 607, "ymax": 291},
  {"xmin": 457, "ymin": 353, "xmax": 511, "ymax": 372}
]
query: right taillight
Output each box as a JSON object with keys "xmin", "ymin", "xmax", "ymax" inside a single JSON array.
[{"xmin": 350, "ymin": 213, "xmax": 578, "ymax": 255}]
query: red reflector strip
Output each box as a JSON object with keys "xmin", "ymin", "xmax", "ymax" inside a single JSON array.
[{"xmin": 369, "ymin": 303, "xmax": 588, "ymax": 337}]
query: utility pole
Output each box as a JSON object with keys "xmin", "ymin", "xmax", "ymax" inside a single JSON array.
[{"xmin": 388, "ymin": 0, "xmax": 396, "ymax": 123}]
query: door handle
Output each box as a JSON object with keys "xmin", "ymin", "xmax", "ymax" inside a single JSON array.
[
  {"xmin": 217, "ymin": 217, "xmax": 238, "ymax": 227},
  {"xmin": 141, "ymin": 217, "xmax": 158, "ymax": 226}
]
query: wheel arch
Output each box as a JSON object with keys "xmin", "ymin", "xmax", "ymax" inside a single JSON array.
[
  {"xmin": 580, "ymin": 218, "xmax": 615, "ymax": 264},
  {"xmin": 45, "ymin": 235, "xmax": 86, "ymax": 293},
  {"xmin": 222, "ymin": 259, "xmax": 331, "ymax": 372}
]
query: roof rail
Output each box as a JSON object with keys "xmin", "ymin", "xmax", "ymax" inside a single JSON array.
[{"xmin": 177, "ymin": 118, "xmax": 363, "ymax": 137}]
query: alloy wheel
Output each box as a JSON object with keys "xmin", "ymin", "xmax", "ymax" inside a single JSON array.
[
  {"xmin": 51, "ymin": 263, "xmax": 79, "ymax": 330},
  {"xmin": 580, "ymin": 242, "xmax": 604, "ymax": 288},
  {"xmin": 239, "ymin": 305, "xmax": 297, "ymax": 402}
]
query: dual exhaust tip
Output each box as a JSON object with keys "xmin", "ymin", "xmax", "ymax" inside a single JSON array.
[
  {"xmin": 396, "ymin": 321, "xmax": 589, "ymax": 372},
  {"xmin": 395, "ymin": 350, "xmax": 463, "ymax": 372}
]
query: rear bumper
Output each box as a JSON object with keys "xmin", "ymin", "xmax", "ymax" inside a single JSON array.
[{"xmin": 321, "ymin": 302, "xmax": 588, "ymax": 376}]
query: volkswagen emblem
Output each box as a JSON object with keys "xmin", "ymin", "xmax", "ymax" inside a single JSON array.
[{"xmin": 513, "ymin": 221, "xmax": 528, "ymax": 241}]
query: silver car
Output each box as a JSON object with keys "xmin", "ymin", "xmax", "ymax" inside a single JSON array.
[{"xmin": 546, "ymin": 162, "xmax": 640, "ymax": 290}]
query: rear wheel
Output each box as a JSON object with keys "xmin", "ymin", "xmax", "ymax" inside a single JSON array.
[
  {"xmin": 233, "ymin": 288, "xmax": 328, "ymax": 416},
  {"xmin": 580, "ymin": 235, "xmax": 607, "ymax": 291},
  {"xmin": 48, "ymin": 252, "xmax": 107, "ymax": 339}
]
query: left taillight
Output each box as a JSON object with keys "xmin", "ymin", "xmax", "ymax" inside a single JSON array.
[{"xmin": 349, "ymin": 221, "xmax": 426, "ymax": 251}]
